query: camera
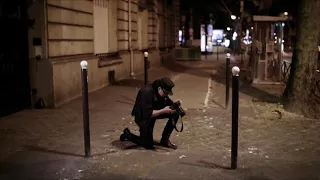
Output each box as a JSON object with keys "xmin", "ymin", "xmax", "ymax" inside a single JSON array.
[{"xmin": 170, "ymin": 101, "xmax": 186, "ymax": 118}]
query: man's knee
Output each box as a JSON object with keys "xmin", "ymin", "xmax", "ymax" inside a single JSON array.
[
  {"xmin": 140, "ymin": 136, "xmax": 154, "ymax": 149},
  {"xmin": 142, "ymin": 141, "xmax": 155, "ymax": 149}
]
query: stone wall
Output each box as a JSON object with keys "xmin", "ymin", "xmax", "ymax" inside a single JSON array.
[{"xmin": 27, "ymin": 0, "xmax": 181, "ymax": 107}]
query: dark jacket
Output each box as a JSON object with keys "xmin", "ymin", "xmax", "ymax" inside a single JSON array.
[{"xmin": 131, "ymin": 80, "xmax": 173, "ymax": 128}]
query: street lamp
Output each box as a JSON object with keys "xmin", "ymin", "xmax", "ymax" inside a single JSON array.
[
  {"xmin": 231, "ymin": 15, "xmax": 236, "ymax": 20},
  {"xmin": 227, "ymin": 27, "xmax": 231, "ymax": 31},
  {"xmin": 284, "ymin": 12, "xmax": 288, "ymax": 16}
]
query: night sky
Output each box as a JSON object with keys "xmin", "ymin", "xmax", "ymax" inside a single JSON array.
[{"xmin": 180, "ymin": 0, "xmax": 298, "ymax": 29}]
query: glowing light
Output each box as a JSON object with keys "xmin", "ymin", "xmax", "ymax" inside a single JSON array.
[
  {"xmin": 231, "ymin": 15, "xmax": 236, "ymax": 20},
  {"xmin": 224, "ymin": 39, "xmax": 230, "ymax": 47},
  {"xmin": 243, "ymin": 29, "xmax": 251, "ymax": 45},
  {"xmin": 232, "ymin": 32, "xmax": 237, "ymax": 40},
  {"xmin": 201, "ymin": 35, "xmax": 206, "ymax": 52}
]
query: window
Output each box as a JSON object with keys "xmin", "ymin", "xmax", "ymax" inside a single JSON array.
[
  {"xmin": 137, "ymin": 8, "xmax": 148, "ymax": 50},
  {"xmin": 158, "ymin": 11, "xmax": 165, "ymax": 48},
  {"xmin": 93, "ymin": 0, "xmax": 117, "ymax": 55}
]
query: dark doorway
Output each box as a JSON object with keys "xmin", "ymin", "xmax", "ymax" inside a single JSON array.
[{"xmin": 0, "ymin": 0, "xmax": 31, "ymax": 117}]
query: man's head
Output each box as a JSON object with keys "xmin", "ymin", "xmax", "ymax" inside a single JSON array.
[{"xmin": 157, "ymin": 77, "xmax": 175, "ymax": 97}]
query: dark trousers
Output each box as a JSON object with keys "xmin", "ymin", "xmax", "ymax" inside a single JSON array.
[{"xmin": 129, "ymin": 113, "xmax": 179, "ymax": 149}]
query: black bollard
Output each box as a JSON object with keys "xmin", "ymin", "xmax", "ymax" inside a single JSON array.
[
  {"xmin": 144, "ymin": 52, "xmax": 149, "ymax": 85},
  {"xmin": 80, "ymin": 60, "xmax": 91, "ymax": 157},
  {"xmin": 225, "ymin": 53, "xmax": 231, "ymax": 108},
  {"xmin": 231, "ymin": 66, "xmax": 240, "ymax": 169},
  {"xmin": 217, "ymin": 45, "xmax": 219, "ymax": 60}
]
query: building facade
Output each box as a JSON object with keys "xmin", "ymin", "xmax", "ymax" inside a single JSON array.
[{"xmin": 26, "ymin": 0, "xmax": 181, "ymax": 108}]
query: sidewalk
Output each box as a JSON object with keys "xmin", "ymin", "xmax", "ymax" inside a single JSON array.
[
  {"xmin": 1, "ymin": 59, "xmax": 320, "ymax": 180},
  {"xmin": 0, "ymin": 60, "xmax": 220, "ymax": 180}
]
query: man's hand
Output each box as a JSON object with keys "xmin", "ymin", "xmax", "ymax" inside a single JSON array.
[
  {"xmin": 163, "ymin": 106, "xmax": 176, "ymax": 114},
  {"xmin": 175, "ymin": 99, "xmax": 182, "ymax": 105}
]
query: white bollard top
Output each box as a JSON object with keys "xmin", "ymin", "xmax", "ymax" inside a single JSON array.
[
  {"xmin": 226, "ymin": 53, "xmax": 231, "ymax": 58},
  {"xmin": 232, "ymin": 66, "xmax": 240, "ymax": 76},
  {"xmin": 80, "ymin": 60, "xmax": 88, "ymax": 69},
  {"xmin": 144, "ymin": 51, "xmax": 148, "ymax": 57}
]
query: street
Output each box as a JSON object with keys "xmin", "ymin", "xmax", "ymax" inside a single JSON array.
[{"xmin": 1, "ymin": 57, "xmax": 320, "ymax": 180}]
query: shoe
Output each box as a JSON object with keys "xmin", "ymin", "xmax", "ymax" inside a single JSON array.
[
  {"xmin": 160, "ymin": 138, "xmax": 177, "ymax": 150},
  {"xmin": 120, "ymin": 128, "xmax": 131, "ymax": 141}
]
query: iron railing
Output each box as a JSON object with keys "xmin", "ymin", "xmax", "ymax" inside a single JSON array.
[
  {"xmin": 280, "ymin": 60, "xmax": 320, "ymax": 105},
  {"xmin": 311, "ymin": 71, "xmax": 320, "ymax": 104},
  {"xmin": 280, "ymin": 60, "xmax": 291, "ymax": 84}
]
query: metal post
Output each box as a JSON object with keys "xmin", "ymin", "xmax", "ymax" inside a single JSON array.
[
  {"xmin": 226, "ymin": 53, "xmax": 231, "ymax": 108},
  {"xmin": 144, "ymin": 52, "xmax": 149, "ymax": 85},
  {"xmin": 231, "ymin": 66, "xmax": 240, "ymax": 169},
  {"xmin": 80, "ymin": 60, "xmax": 91, "ymax": 157},
  {"xmin": 217, "ymin": 45, "xmax": 219, "ymax": 60},
  {"xmin": 234, "ymin": 41, "xmax": 236, "ymax": 55}
]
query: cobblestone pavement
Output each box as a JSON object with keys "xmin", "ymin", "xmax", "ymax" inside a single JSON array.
[{"xmin": 0, "ymin": 58, "xmax": 320, "ymax": 180}]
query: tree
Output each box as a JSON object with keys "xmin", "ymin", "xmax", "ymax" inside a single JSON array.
[{"xmin": 283, "ymin": 0, "xmax": 320, "ymax": 118}]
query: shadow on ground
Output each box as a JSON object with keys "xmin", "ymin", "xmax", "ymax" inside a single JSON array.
[
  {"xmin": 162, "ymin": 60, "xmax": 216, "ymax": 79},
  {"xmin": 210, "ymin": 71, "xmax": 282, "ymax": 104},
  {"xmin": 111, "ymin": 140, "xmax": 141, "ymax": 150},
  {"xmin": 180, "ymin": 160, "xmax": 231, "ymax": 170},
  {"xmin": 166, "ymin": 59, "xmax": 282, "ymax": 104},
  {"xmin": 111, "ymin": 61, "xmax": 214, "ymax": 89},
  {"xmin": 0, "ymin": 160, "xmax": 155, "ymax": 180},
  {"xmin": 23, "ymin": 145, "xmax": 115, "ymax": 158},
  {"xmin": 111, "ymin": 79, "xmax": 146, "ymax": 89},
  {"xmin": 112, "ymin": 60, "xmax": 282, "ymax": 104},
  {"xmin": 110, "ymin": 140, "xmax": 173, "ymax": 152}
]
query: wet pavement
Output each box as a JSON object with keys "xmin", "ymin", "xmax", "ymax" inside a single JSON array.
[{"xmin": 0, "ymin": 57, "xmax": 320, "ymax": 180}]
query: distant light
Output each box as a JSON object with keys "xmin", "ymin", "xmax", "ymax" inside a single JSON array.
[
  {"xmin": 251, "ymin": 27, "xmax": 254, "ymax": 30},
  {"xmin": 227, "ymin": 27, "xmax": 231, "ymax": 31},
  {"xmin": 282, "ymin": 23, "xmax": 285, "ymax": 27},
  {"xmin": 284, "ymin": 12, "xmax": 288, "ymax": 16},
  {"xmin": 231, "ymin": 15, "xmax": 236, "ymax": 20},
  {"xmin": 232, "ymin": 32, "xmax": 237, "ymax": 40},
  {"xmin": 224, "ymin": 39, "xmax": 230, "ymax": 47}
]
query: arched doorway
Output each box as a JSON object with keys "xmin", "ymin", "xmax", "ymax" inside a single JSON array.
[{"xmin": 0, "ymin": 0, "xmax": 31, "ymax": 117}]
